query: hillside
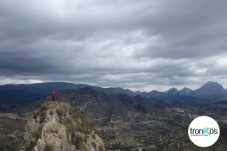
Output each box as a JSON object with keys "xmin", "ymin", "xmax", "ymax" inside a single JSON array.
[
  {"xmin": 0, "ymin": 89, "xmax": 226, "ymax": 150},
  {"xmin": 58, "ymin": 87, "xmax": 170, "ymax": 126}
]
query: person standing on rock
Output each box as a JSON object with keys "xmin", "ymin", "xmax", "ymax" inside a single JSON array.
[{"xmin": 51, "ymin": 91, "xmax": 57, "ymax": 101}]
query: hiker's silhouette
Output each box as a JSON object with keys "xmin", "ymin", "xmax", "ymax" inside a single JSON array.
[{"xmin": 51, "ymin": 91, "xmax": 57, "ymax": 101}]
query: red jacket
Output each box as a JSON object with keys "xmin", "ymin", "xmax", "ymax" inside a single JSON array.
[{"xmin": 51, "ymin": 91, "xmax": 57, "ymax": 97}]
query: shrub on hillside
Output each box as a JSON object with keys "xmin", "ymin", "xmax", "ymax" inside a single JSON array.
[
  {"xmin": 32, "ymin": 128, "xmax": 42, "ymax": 141},
  {"xmin": 44, "ymin": 143, "xmax": 54, "ymax": 151},
  {"xmin": 56, "ymin": 103, "xmax": 70, "ymax": 118},
  {"xmin": 39, "ymin": 104, "xmax": 48, "ymax": 113},
  {"xmin": 24, "ymin": 141, "xmax": 36, "ymax": 151}
]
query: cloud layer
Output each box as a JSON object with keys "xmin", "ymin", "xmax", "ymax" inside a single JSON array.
[{"xmin": 1, "ymin": 0, "xmax": 227, "ymax": 91}]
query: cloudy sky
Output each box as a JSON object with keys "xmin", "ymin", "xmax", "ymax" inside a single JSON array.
[{"xmin": 0, "ymin": 0, "xmax": 227, "ymax": 91}]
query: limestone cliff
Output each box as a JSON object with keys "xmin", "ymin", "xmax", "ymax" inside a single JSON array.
[{"xmin": 20, "ymin": 102, "xmax": 105, "ymax": 151}]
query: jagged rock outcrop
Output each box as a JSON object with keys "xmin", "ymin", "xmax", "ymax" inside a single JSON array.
[{"xmin": 20, "ymin": 102, "xmax": 105, "ymax": 151}]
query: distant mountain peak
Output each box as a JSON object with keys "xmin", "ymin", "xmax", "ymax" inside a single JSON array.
[
  {"xmin": 180, "ymin": 87, "xmax": 192, "ymax": 95},
  {"xmin": 197, "ymin": 81, "xmax": 225, "ymax": 93},
  {"xmin": 168, "ymin": 87, "xmax": 178, "ymax": 91},
  {"xmin": 181, "ymin": 87, "xmax": 191, "ymax": 91},
  {"xmin": 201, "ymin": 81, "xmax": 223, "ymax": 89},
  {"xmin": 205, "ymin": 81, "xmax": 222, "ymax": 85},
  {"xmin": 166, "ymin": 87, "xmax": 179, "ymax": 94}
]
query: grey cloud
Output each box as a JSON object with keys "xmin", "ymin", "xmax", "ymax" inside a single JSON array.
[
  {"xmin": 0, "ymin": 0, "xmax": 227, "ymax": 91},
  {"xmin": 135, "ymin": 0, "xmax": 227, "ymax": 59}
]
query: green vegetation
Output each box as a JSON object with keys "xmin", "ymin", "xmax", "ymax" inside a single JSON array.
[
  {"xmin": 0, "ymin": 118, "xmax": 25, "ymax": 151},
  {"xmin": 39, "ymin": 112, "xmax": 46, "ymax": 123},
  {"xmin": 40, "ymin": 104, "xmax": 48, "ymax": 112},
  {"xmin": 70, "ymin": 108, "xmax": 97, "ymax": 134},
  {"xmin": 33, "ymin": 111, "xmax": 38, "ymax": 119},
  {"xmin": 56, "ymin": 102, "xmax": 70, "ymax": 120},
  {"xmin": 75, "ymin": 135, "xmax": 84, "ymax": 150},
  {"xmin": 33, "ymin": 103, "xmax": 51, "ymax": 123},
  {"xmin": 71, "ymin": 108, "xmax": 84, "ymax": 119},
  {"xmin": 49, "ymin": 110, "xmax": 54, "ymax": 115},
  {"xmin": 44, "ymin": 143, "xmax": 54, "ymax": 151},
  {"xmin": 66, "ymin": 123, "xmax": 75, "ymax": 135},
  {"xmin": 24, "ymin": 125, "xmax": 42, "ymax": 151},
  {"xmin": 99, "ymin": 144, "xmax": 105, "ymax": 151},
  {"xmin": 65, "ymin": 115, "xmax": 74, "ymax": 134},
  {"xmin": 32, "ymin": 128, "xmax": 42, "ymax": 141},
  {"xmin": 25, "ymin": 140, "xmax": 36, "ymax": 151},
  {"xmin": 65, "ymin": 115, "xmax": 73, "ymax": 124},
  {"xmin": 107, "ymin": 144, "xmax": 133, "ymax": 151}
]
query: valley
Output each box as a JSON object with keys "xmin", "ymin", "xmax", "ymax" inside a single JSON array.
[{"xmin": 0, "ymin": 82, "xmax": 227, "ymax": 151}]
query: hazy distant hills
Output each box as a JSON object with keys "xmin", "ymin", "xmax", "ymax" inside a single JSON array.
[
  {"xmin": 0, "ymin": 82, "xmax": 90, "ymax": 104},
  {"xmin": 0, "ymin": 82, "xmax": 140, "ymax": 113},
  {"xmin": 58, "ymin": 87, "xmax": 169, "ymax": 125},
  {"xmin": 141, "ymin": 81, "xmax": 227, "ymax": 103},
  {"xmin": 0, "ymin": 81, "xmax": 227, "ymax": 112},
  {"xmin": 0, "ymin": 82, "xmax": 136, "ymax": 104}
]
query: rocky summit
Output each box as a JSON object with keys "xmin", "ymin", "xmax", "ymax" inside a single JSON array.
[{"xmin": 20, "ymin": 101, "xmax": 105, "ymax": 151}]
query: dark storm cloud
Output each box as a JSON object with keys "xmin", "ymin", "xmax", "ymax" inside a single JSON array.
[
  {"xmin": 0, "ymin": 0, "xmax": 227, "ymax": 91},
  {"xmin": 135, "ymin": 0, "xmax": 227, "ymax": 59}
]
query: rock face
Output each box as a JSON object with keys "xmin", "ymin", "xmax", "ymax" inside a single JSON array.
[{"xmin": 21, "ymin": 102, "xmax": 105, "ymax": 151}]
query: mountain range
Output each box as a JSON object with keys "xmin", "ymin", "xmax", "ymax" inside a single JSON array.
[
  {"xmin": 1, "ymin": 81, "xmax": 227, "ymax": 151},
  {"xmin": 0, "ymin": 81, "xmax": 227, "ymax": 113}
]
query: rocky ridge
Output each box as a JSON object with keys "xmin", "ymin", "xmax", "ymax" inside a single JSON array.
[{"xmin": 20, "ymin": 101, "xmax": 105, "ymax": 151}]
